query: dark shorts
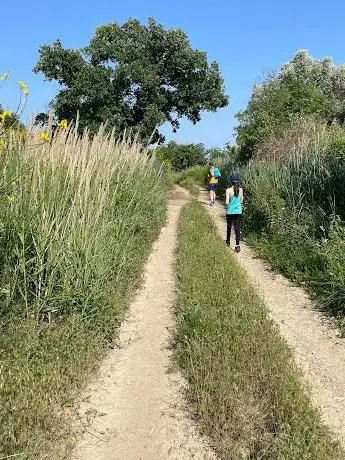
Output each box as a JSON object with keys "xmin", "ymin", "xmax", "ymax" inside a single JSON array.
[{"xmin": 209, "ymin": 183, "xmax": 217, "ymax": 191}]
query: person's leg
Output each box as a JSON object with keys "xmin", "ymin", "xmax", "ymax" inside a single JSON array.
[
  {"xmin": 226, "ymin": 215, "xmax": 232, "ymax": 245},
  {"xmin": 209, "ymin": 186, "xmax": 216, "ymax": 205},
  {"xmin": 240, "ymin": 215, "xmax": 245, "ymax": 242},
  {"xmin": 234, "ymin": 215, "xmax": 241, "ymax": 251}
]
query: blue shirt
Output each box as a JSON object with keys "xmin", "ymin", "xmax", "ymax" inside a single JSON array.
[{"xmin": 227, "ymin": 194, "xmax": 242, "ymax": 215}]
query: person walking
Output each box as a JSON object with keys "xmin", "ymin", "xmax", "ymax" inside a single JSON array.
[
  {"xmin": 225, "ymin": 177, "xmax": 243, "ymax": 252},
  {"xmin": 208, "ymin": 163, "xmax": 221, "ymax": 206}
]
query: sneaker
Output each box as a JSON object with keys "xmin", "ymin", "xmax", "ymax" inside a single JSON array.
[{"xmin": 235, "ymin": 245, "xmax": 241, "ymax": 253}]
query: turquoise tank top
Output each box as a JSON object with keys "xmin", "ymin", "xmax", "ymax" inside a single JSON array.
[{"xmin": 227, "ymin": 194, "xmax": 242, "ymax": 215}]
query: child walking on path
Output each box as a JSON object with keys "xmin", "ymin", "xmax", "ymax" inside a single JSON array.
[
  {"xmin": 208, "ymin": 164, "xmax": 221, "ymax": 206},
  {"xmin": 225, "ymin": 177, "xmax": 243, "ymax": 252}
]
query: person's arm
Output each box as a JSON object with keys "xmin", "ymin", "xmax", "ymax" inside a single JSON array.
[
  {"xmin": 225, "ymin": 188, "xmax": 231, "ymax": 206},
  {"xmin": 240, "ymin": 187, "xmax": 244, "ymax": 205}
]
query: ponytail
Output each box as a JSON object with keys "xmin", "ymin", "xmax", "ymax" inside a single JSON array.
[{"xmin": 233, "ymin": 182, "xmax": 240, "ymax": 197}]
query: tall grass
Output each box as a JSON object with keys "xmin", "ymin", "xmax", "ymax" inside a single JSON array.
[
  {"xmin": 243, "ymin": 120, "xmax": 345, "ymax": 318},
  {"xmin": 174, "ymin": 165, "xmax": 208, "ymax": 197},
  {"xmin": 175, "ymin": 164, "xmax": 208, "ymax": 183},
  {"xmin": 175, "ymin": 201, "xmax": 343, "ymax": 459},
  {"xmin": 0, "ymin": 126, "xmax": 167, "ymax": 459}
]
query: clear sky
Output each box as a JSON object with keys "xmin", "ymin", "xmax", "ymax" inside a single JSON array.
[{"xmin": 2, "ymin": 0, "xmax": 345, "ymax": 147}]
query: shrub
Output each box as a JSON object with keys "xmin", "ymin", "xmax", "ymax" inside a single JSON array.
[
  {"xmin": 242, "ymin": 120, "xmax": 345, "ymax": 319},
  {"xmin": 156, "ymin": 141, "xmax": 206, "ymax": 171},
  {"xmin": 175, "ymin": 164, "xmax": 209, "ymax": 186}
]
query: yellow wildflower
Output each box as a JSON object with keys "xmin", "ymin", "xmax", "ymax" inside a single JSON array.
[
  {"xmin": 0, "ymin": 111, "xmax": 12, "ymax": 120},
  {"xmin": 40, "ymin": 132, "xmax": 50, "ymax": 142},
  {"xmin": 0, "ymin": 139, "xmax": 6, "ymax": 149},
  {"xmin": 19, "ymin": 81, "xmax": 29, "ymax": 95},
  {"xmin": 23, "ymin": 173, "xmax": 30, "ymax": 180},
  {"xmin": 58, "ymin": 119, "xmax": 68, "ymax": 129},
  {"xmin": 6, "ymin": 195, "xmax": 14, "ymax": 203},
  {"xmin": 0, "ymin": 73, "xmax": 9, "ymax": 81},
  {"xmin": 11, "ymin": 181, "xmax": 17, "ymax": 187}
]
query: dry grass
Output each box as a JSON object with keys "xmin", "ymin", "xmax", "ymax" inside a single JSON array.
[{"xmin": 254, "ymin": 118, "xmax": 345, "ymax": 163}]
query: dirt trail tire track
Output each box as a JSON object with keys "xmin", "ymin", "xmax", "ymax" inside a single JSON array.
[
  {"xmin": 71, "ymin": 187, "xmax": 216, "ymax": 460},
  {"xmin": 203, "ymin": 191, "xmax": 345, "ymax": 444}
]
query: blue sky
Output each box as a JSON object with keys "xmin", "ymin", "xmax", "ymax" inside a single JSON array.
[{"xmin": 2, "ymin": 0, "xmax": 345, "ymax": 147}]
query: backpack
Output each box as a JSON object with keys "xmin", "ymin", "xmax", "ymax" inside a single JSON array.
[{"xmin": 213, "ymin": 167, "xmax": 221, "ymax": 178}]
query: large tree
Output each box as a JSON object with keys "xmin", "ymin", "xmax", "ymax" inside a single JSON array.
[
  {"xmin": 236, "ymin": 50, "xmax": 345, "ymax": 162},
  {"xmin": 34, "ymin": 18, "xmax": 228, "ymax": 143}
]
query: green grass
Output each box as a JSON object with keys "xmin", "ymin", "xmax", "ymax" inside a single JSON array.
[
  {"xmin": 174, "ymin": 165, "xmax": 209, "ymax": 197},
  {"xmin": 175, "ymin": 165, "xmax": 208, "ymax": 185},
  {"xmin": 0, "ymin": 127, "xmax": 167, "ymax": 459},
  {"xmin": 242, "ymin": 122, "xmax": 345, "ymax": 318},
  {"xmin": 174, "ymin": 201, "xmax": 342, "ymax": 459}
]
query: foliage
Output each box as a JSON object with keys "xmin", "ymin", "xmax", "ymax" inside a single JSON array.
[
  {"xmin": 175, "ymin": 164, "xmax": 208, "ymax": 185},
  {"xmin": 0, "ymin": 75, "xmax": 28, "ymax": 141},
  {"xmin": 34, "ymin": 18, "xmax": 228, "ymax": 142},
  {"xmin": 0, "ymin": 127, "xmax": 167, "ymax": 459},
  {"xmin": 175, "ymin": 201, "xmax": 342, "ymax": 459},
  {"xmin": 178, "ymin": 176, "xmax": 200, "ymax": 196},
  {"xmin": 242, "ymin": 121, "xmax": 345, "ymax": 318},
  {"xmin": 34, "ymin": 111, "xmax": 50, "ymax": 127},
  {"xmin": 154, "ymin": 147, "xmax": 173, "ymax": 171},
  {"xmin": 207, "ymin": 142, "xmax": 238, "ymax": 163},
  {"xmin": 155, "ymin": 141, "xmax": 206, "ymax": 171},
  {"xmin": 0, "ymin": 105, "xmax": 23, "ymax": 131},
  {"xmin": 236, "ymin": 50, "xmax": 345, "ymax": 161}
]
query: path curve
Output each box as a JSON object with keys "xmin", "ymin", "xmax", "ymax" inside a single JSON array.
[
  {"xmin": 71, "ymin": 187, "xmax": 216, "ymax": 460},
  {"xmin": 204, "ymin": 192, "xmax": 345, "ymax": 444}
]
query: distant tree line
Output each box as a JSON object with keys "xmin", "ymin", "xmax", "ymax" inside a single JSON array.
[{"xmin": 155, "ymin": 141, "xmax": 235, "ymax": 171}]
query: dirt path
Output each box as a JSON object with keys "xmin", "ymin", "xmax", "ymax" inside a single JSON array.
[
  {"xmin": 71, "ymin": 187, "xmax": 216, "ymax": 460},
  {"xmin": 202, "ymin": 192, "xmax": 345, "ymax": 444}
]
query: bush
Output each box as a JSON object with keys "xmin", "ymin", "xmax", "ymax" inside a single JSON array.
[
  {"xmin": 156, "ymin": 141, "xmax": 206, "ymax": 171},
  {"xmin": 175, "ymin": 164, "xmax": 208, "ymax": 185},
  {"xmin": 329, "ymin": 137, "xmax": 345, "ymax": 159},
  {"xmin": 0, "ymin": 126, "xmax": 167, "ymax": 459},
  {"xmin": 242, "ymin": 121, "xmax": 345, "ymax": 318}
]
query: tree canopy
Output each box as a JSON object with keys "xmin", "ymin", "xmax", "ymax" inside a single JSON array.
[
  {"xmin": 155, "ymin": 141, "xmax": 206, "ymax": 171},
  {"xmin": 34, "ymin": 18, "xmax": 228, "ymax": 143},
  {"xmin": 235, "ymin": 50, "xmax": 345, "ymax": 162}
]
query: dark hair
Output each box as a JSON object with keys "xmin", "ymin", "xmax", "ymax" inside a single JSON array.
[{"xmin": 233, "ymin": 181, "xmax": 240, "ymax": 197}]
